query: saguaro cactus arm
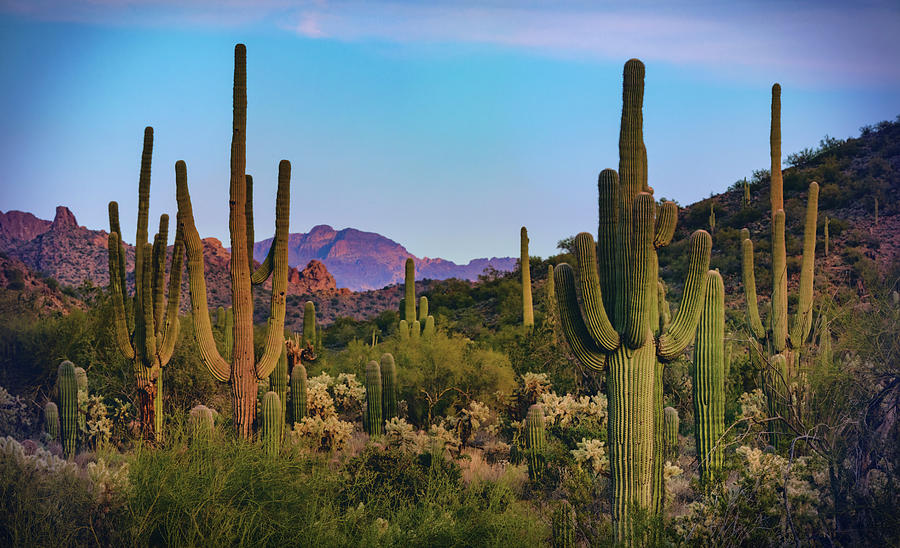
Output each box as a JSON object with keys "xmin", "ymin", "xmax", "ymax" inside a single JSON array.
[
  {"xmin": 573, "ymin": 233, "xmax": 619, "ymax": 351},
  {"xmin": 254, "ymin": 160, "xmax": 291, "ymax": 380},
  {"xmin": 790, "ymin": 182, "xmax": 819, "ymax": 346},
  {"xmin": 157, "ymin": 221, "xmax": 184, "ymax": 365},
  {"xmin": 176, "ymin": 160, "xmax": 231, "ymax": 382},
  {"xmin": 554, "ymin": 263, "xmax": 608, "ymax": 371},
  {"xmin": 657, "ymin": 230, "xmax": 712, "ymax": 360},
  {"xmin": 741, "ymin": 230, "xmax": 767, "ymax": 340},
  {"xmin": 624, "ymin": 193, "xmax": 654, "ymax": 349},
  {"xmin": 107, "ymin": 231, "xmax": 136, "ymax": 360},
  {"xmin": 654, "ymin": 201, "xmax": 677, "ymax": 248}
]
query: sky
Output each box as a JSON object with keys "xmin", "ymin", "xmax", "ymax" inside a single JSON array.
[{"xmin": 0, "ymin": 1, "xmax": 898, "ymax": 263}]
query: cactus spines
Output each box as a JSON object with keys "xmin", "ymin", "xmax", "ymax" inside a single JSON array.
[
  {"xmin": 526, "ymin": 403, "xmax": 546, "ymax": 480},
  {"xmin": 741, "ymin": 83, "xmax": 819, "ymax": 442},
  {"xmin": 553, "ymin": 59, "xmax": 711, "ymax": 543},
  {"xmin": 261, "ymin": 391, "xmax": 283, "ymax": 457},
  {"xmin": 521, "ymin": 227, "xmax": 534, "ymax": 328},
  {"xmin": 693, "ymin": 270, "xmax": 726, "ymax": 483},
  {"xmin": 57, "ymin": 361, "xmax": 78, "ymax": 457},
  {"xmin": 177, "ymin": 44, "xmax": 291, "ymax": 438},
  {"xmin": 303, "ymin": 301, "xmax": 317, "ymax": 348},
  {"xmin": 44, "ymin": 401, "xmax": 59, "ymax": 441},
  {"xmin": 663, "ymin": 407, "xmax": 679, "ymax": 460},
  {"xmin": 365, "ymin": 360, "xmax": 383, "ymax": 436},
  {"xmin": 107, "ymin": 127, "xmax": 184, "ymax": 441},
  {"xmin": 551, "ymin": 499, "xmax": 576, "ymax": 548},
  {"xmin": 381, "ymin": 353, "xmax": 397, "ymax": 420}
]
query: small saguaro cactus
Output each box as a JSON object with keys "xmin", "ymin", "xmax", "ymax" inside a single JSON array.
[
  {"xmin": 398, "ymin": 258, "xmax": 434, "ymax": 339},
  {"xmin": 551, "ymin": 499, "xmax": 576, "ymax": 548},
  {"xmin": 553, "ymin": 59, "xmax": 711, "ymax": 542},
  {"xmin": 74, "ymin": 366, "xmax": 88, "ymax": 432},
  {"xmin": 693, "ymin": 270, "xmax": 726, "ymax": 483},
  {"xmin": 44, "ymin": 401, "xmax": 59, "ymax": 441},
  {"xmin": 743, "ymin": 178, "xmax": 751, "ymax": 207},
  {"xmin": 521, "ymin": 227, "xmax": 534, "ymax": 328},
  {"xmin": 365, "ymin": 360, "xmax": 384, "ymax": 436},
  {"xmin": 708, "ymin": 202, "xmax": 716, "ymax": 233},
  {"xmin": 526, "ymin": 403, "xmax": 546, "ymax": 480},
  {"xmin": 381, "ymin": 353, "xmax": 398, "ymax": 421},
  {"xmin": 741, "ymin": 83, "xmax": 819, "ymax": 445},
  {"xmin": 177, "ymin": 44, "xmax": 291, "ymax": 439},
  {"xmin": 190, "ymin": 405, "xmax": 215, "ymax": 439},
  {"xmin": 261, "ymin": 391, "xmax": 283, "ymax": 457},
  {"xmin": 269, "ymin": 342, "xmax": 288, "ymax": 427},
  {"xmin": 303, "ymin": 301, "xmax": 317, "ymax": 348},
  {"xmin": 57, "ymin": 361, "xmax": 78, "ymax": 457},
  {"xmin": 285, "ymin": 335, "xmax": 312, "ymax": 424},
  {"xmin": 663, "ymin": 407, "xmax": 679, "ymax": 460},
  {"xmin": 107, "ymin": 126, "xmax": 185, "ymax": 441}
]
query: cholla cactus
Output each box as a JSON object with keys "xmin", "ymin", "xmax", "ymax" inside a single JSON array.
[
  {"xmin": 553, "ymin": 59, "xmax": 711, "ymax": 542},
  {"xmin": 526, "ymin": 403, "xmax": 546, "ymax": 480},
  {"xmin": 107, "ymin": 127, "xmax": 184, "ymax": 441}
]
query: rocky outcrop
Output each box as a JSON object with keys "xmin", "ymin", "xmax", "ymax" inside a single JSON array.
[
  {"xmin": 0, "ymin": 210, "xmax": 52, "ymax": 245},
  {"xmin": 287, "ymin": 259, "xmax": 338, "ymax": 294}
]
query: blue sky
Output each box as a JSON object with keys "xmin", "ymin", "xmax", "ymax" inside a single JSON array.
[{"xmin": 0, "ymin": 1, "xmax": 898, "ymax": 263}]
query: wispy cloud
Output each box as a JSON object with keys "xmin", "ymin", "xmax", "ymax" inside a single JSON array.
[{"xmin": 4, "ymin": 0, "xmax": 900, "ymax": 85}]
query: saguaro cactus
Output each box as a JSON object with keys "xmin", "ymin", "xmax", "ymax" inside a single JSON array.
[
  {"xmin": 261, "ymin": 391, "xmax": 283, "ymax": 457},
  {"xmin": 554, "ymin": 59, "xmax": 711, "ymax": 542},
  {"xmin": 551, "ymin": 499, "xmax": 576, "ymax": 548},
  {"xmin": 743, "ymin": 178, "xmax": 751, "ymax": 208},
  {"xmin": 708, "ymin": 203, "xmax": 716, "ymax": 234},
  {"xmin": 663, "ymin": 407, "xmax": 679, "ymax": 460},
  {"xmin": 107, "ymin": 127, "xmax": 185, "ymax": 441},
  {"xmin": 177, "ymin": 44, "xmax": 291, "ymax": 438},
  {"xmin": 521, "ymin": 227, "xmax": 534, "ymax": 328},
  {"xmin": 190, "ymin": 404, "xmax": 215, "ymax": 441},
  {"xmin": 693, "ymin": 271, "xmax": 726, "ymax": 482},
  {"xmin": 526, "ymin": 403, "xmax": 546, "ymax": 480},
  {"xmin": 741, "ymin": 84, "xmax": 819, "ymax": 444},
  {"xmin": 285, "ymin": 336, "xmax": 311, "ymax": 424},
  {"xmin": 44, "ymin": 401, "xmax": 59, "ymax": 441},
  {"xmin": 58, "ymin": 361, "xmax": 78, "ymax": 457},
  {"xmin": 74, "ymin": 366, "xmax": 88, "ymax": 433},
  {"xmin": 303, "ymin": 301, "xmax": 317, "ymax": 348},
  {"xmin": 365, "ymin": 360, "xmax": 383, "ymax": 436},
  {"xmin": 381, "ymin": 353, "xmax": 398, "ymax": 420},
  {"xmin": 399, "ymin": 258, "xmax": 434, "ymax": 339},
  {"xmin": 269, "ymin": 342, "xmax": 288, "ymax": 427}
]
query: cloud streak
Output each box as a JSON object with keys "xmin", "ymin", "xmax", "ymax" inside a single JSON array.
[{"xmin": 3, "ymin": 0, "xmax": 900, "ymax": 85}]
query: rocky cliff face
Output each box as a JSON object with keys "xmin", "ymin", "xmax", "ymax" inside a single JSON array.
[
  {"xmin": 254, "ymin": 224, "xmax": 515, "ymax": 291},
  {"xmin": 0, "ymin": 210, "xmax": 52, "ymax": 246}
]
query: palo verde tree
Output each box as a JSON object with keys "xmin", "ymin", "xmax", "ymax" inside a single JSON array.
[
  {"xmin": 176, "ymin": 44, "xmax": 291, "ymax": 438},
  {"xmin": 107, "ymin": 126, "xmax": 184, "ymax": 440},
  {"xmin": 554, "ymin": 59, "xmax": 711, "ymax": 543}
]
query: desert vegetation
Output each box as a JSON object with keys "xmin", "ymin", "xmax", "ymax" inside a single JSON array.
[{"xmin": 0, "ymin": 44, "xmax": 898, "ymax": 547}]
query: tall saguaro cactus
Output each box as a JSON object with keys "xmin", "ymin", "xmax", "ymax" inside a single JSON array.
[
  {"xmin": 526, "ymin": 403, "xmax": 546, "ymax": 480},
  {"xmin": 177, "ymin": 44, "xmax": 291, "ymax": 439},
  {"xmin": 107, "ymin": 126, "xmax": 184, "ymax": 441},
  {"xmin": 554, "ymin": 59, "xmax": 711, "ymax": 543},
  {"xmin": 693, "ymin": 270, "xmax": 726, "ymax": 483},
  {"xmin": 741, "ymin": 84, "xmax": 819, "ymax": 443},
  {"xmin": 521, "ymin": 227, "xmax": 534, "ymax": 328}
]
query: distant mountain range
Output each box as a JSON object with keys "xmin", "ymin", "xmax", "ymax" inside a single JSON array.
[
  {"xmin": 253, "ymin": 224, "xmax": 515, "ymax": 291},
  {"xmin": 0, "ymin": 208, "xmax": 515, "ymax": 292}
]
